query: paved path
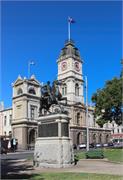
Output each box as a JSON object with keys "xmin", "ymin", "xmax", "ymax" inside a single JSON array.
[
  {"xmin": 2, "ymin": 158, "xmax": 123, "ymax": 179},
  {"xmin": 33, "ymin": 159, "xmax": 123, "ymax": 176}
]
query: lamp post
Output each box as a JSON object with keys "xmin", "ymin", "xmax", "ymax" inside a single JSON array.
[
  {"xmin": 121, "ymin": 59, "xmax": 123, "ymax": 125},
  {"xmin": 85, "ymin": 76, "xmax": 89, "ymax": 151}
]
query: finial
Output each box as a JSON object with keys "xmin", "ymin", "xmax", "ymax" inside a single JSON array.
[
  {"xmin": 30, "ymin": 74, "xmax": 35, "ymax": 79},
  {"xmin": 18, "ymin": 75, "xmax": 22, "ymax": 79}
]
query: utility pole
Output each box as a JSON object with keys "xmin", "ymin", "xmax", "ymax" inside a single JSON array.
[{"xmin": 85, "ymin": 76, "xmax": 89, "ymax": 151}]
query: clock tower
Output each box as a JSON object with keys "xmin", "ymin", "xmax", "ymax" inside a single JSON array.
[{"xmin": 57, "ymin": 40, "xmax": 84, "ymax": 105}]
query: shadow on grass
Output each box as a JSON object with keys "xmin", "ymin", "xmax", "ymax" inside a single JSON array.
[{"xmin": 1, "ymin": 159, "xmax": 40, "ymax": 180}]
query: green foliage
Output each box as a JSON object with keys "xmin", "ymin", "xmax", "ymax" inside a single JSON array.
[
  {"xmin": 76, "ymin": 151, "xmax": 86, "ymax": 159},
  {"xmin": 92, "ymin": 77, "xmax": 122, "ymax": 126},
  {"xmin": 74, "ymin": 154, "xmax": 79, "ymax": 161},
  {"xmin": 85, "ymin": 149, "xmax": 104, "ymax": 159}
]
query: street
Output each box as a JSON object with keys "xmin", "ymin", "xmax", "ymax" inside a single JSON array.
[{"xmin": 1, "ymin": 150, "xmax": 34, "ymax": 160}]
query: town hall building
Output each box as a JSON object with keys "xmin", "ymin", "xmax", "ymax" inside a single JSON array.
[{"xmin": 0, "ymin": 39, "xmax": 111, "ymax": 149}]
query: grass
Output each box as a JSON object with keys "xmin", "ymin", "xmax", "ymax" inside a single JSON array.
[
  {"xmin": 30, "ymin": 172, "xmax": 123, "ymax": 180},
  {"xmin": 76, "ymin": 148, "xmax": 123, "ymax": 163},
  {"xmin": 103, "ymin": 148, "xmax": 123, "ymax": 163}
]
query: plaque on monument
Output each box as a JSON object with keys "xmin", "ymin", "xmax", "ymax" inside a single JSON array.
[
  {"xmin": 61, "ymin": 122, "xmax": 69, "ymax": 137},
  {"xmin": 38, "ymin": 123, "xmax": 58, "ymax": 137},
  {"xmin": 34, "ymin": 114, "xmax": 74, "ymax": 168}
]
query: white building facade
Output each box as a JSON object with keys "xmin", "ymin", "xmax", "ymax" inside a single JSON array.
[{"xmin": 0, "ymin": 106, "xmax": 12, "ymax": 138}]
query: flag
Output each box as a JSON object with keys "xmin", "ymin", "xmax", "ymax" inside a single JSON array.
[
  {"xmin": 68, "ymin": 17, "xmax": 75, "ymax": 23},
  {"xmin": 29, "ymin": 61, "xmax": 35, "ymax": 65}
]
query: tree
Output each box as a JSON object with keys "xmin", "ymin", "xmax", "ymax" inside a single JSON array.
[{"xmin": 91, "ymin": 77, "xmax": 122, "ymax": 127}]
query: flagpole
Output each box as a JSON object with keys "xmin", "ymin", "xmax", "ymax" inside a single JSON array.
[
  {"xmin": 68, "ymin": 17, "xmax": 71, "ymax": 41},
  {"xmin": 28, "ymin": 61, "xmax": 30, "ymax": 79}
]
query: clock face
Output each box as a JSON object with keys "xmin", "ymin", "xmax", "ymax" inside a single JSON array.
[
  {"xmin": 61, "ymin": 61, "xmax": 67, "ymax": 71},
  {"xmin": 74, "ymin": 62, "xmax": 80, "ymax": 71}
]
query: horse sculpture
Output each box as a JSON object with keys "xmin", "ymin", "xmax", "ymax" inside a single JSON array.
[{"xmin": 39, "ymin": 80, "xmax": 67, "ymax": 115}]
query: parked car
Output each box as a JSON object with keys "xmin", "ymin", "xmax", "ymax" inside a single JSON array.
[
  {"xmin": 103, "ymin": 143, "xmax": 108, "ymax": 147},
  {"xmin": 95, "ymin": 143, "xmax": 102, "ymax": 148},
  {"xmin": 78, "ymin": 144, "xmax": 86, "ymax": 149},
  {"xmin": 113, "ymin": 143, "xmax": 123, "ymax": 148},
  {"xmin": 108, "ymin": 142, "xmax": 114, "ymax": 147}
]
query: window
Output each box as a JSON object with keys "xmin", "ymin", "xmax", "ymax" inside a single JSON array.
[
  {"xmin": 65, "ymin": 85, "xmax": 67, "ymax": 95},
  {"xmin": 77, "ymin": 113, "xmax": 80, "ymax": 125},
  {"xmin": 4, "ymin": 116, "xmax": 7, "ymax": 126},
  {"xmin": 75, "ymin": 84, "xmax": 79, "ymax": 96},
  {"xmin": 30, "ymin": 106, "xmax": 37, "ymax": 119},
  {"xmin": 28, "ymin": 87, "xmax": 36, "ymax": 94},
  {"xmin": 31, "ymin": 106, "xmax": 35, "ymax": 119},
  {"xmin": 62, "ymin": 84, "xmax": 67, "ymax": 95},
  {"xmin": 117, "ymin": 128, "xmax": 119, "ymax": 133},
  {"xmin": 17, "ymin": 88, "xmax": 23, "ymax": 95},
  {"xmin": 62, "ymin": 87, "xmax": 64, "ymax": 95},
  {"xmin": 9, "ymin": 115, "xmax": 12, "ymax": 125}
]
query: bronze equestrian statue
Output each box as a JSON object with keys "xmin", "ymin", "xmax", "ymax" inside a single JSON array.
[{"xmin": 39, "ymin": 80, "xmax": 67, "ymax": 115}]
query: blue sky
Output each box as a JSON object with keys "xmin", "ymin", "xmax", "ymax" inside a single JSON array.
[{"xmin": 1, "ymin": 1, "xmax": 122, "ymax": 108}]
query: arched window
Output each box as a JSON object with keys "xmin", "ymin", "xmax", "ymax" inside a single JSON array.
[
  {"xmin": 77, "ymin": 132, "xmax": 81, "ymax": 145},
  {"xmin": 106, "ymin": 134, "xmax": 109, "ymax": 143},
  {"xmin": 77, "ymin": 112, "xmax": 80, "ymax": 125},
  {"xmin": 99, "ymin": 134, "xmax": 102, "ymax": 143},
  {"xmin": 28, "ymin": 87, "xmax": 36, "ymax": 94},
  {"xmin": 17, "ymin": 88, "xmax": 23, "ymax": 95},
  {"xmin": 75, "ymin": 83, "xmax": 79, "ymax": 96},
  {"xmin": 93, "ymin": 134, "xmax": 96, "ymax": 143},
  {"xmin": 62, "ymin": 84, "xmax": 67, "ymax": 95},
  {"xmin": 29, "ymin": 129, "xmax": 36, "ymax": 144}
]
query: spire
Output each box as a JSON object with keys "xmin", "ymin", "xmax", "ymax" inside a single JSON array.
[{"xmin": 59, "ymin": 39, "xmax": 82, "ymax": 62}]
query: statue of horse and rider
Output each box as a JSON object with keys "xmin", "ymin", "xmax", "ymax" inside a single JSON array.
[{"xmin": 39, "ymin": 80, "xmax": 67, "ymax": 115}]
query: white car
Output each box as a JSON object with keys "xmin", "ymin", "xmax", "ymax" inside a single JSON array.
[
  {"xmin": 103, "ymin": 143, "xmax": 108, "ymax": 147},
  {"xmin": 78, "ymin": 144, "xmax": 86, "ymax": 149},
  {"xmin": 96, "ymin": 143, "xmax": 102, "ymax": 148}
]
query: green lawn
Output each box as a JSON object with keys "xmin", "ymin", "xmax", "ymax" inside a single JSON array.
[
  {"xmin": 76, "ymin": 148, "xmax": 123, "ymax": 163},
  {"xmin": 103, "ymin": 148, "xmax": 123, "ymax": 163},
  {"xmin": 30, "ymin": 172, "xmax": 123, "ymax": 180}
]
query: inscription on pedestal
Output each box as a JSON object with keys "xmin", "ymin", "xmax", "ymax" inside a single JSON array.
[
  {"xmin": 61, "ymin": 123, "xmax": 69, "ymax": 137},
  {"xmin": 38, "ymin": 123, "xmax": 58, "ymax": 137}
]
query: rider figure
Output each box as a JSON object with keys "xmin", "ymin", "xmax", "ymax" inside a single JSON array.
[{"xmin": 46, "ymin": 81, "xmax": 53, "ymax": 103}]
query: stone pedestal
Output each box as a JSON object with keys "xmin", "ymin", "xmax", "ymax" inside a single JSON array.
[{"xmin": 34, "ymin": 113, "xmax": 74, "ymax": 168}]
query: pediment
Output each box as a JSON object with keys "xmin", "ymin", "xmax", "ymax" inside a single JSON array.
[
  {"xmin": 29, "ymin": 75, "xmax": 41, "ymax": 86},
  {"xmin": 13, "ymin": 78, "xmax": 23, "ymax": 86}
]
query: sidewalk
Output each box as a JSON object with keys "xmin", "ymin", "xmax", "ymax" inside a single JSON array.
[
  {"xmin": 32, "ymin": 159, "xmax": 123, "ymax": 176},
  {"xmin": 7, "ymin": 150, "xmax": 34, "ymax": 155}
]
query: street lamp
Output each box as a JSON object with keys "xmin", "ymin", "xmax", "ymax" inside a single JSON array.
[{"xmin": 85, "ymin": 76, "xmax": 89, "ymax": 151}]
